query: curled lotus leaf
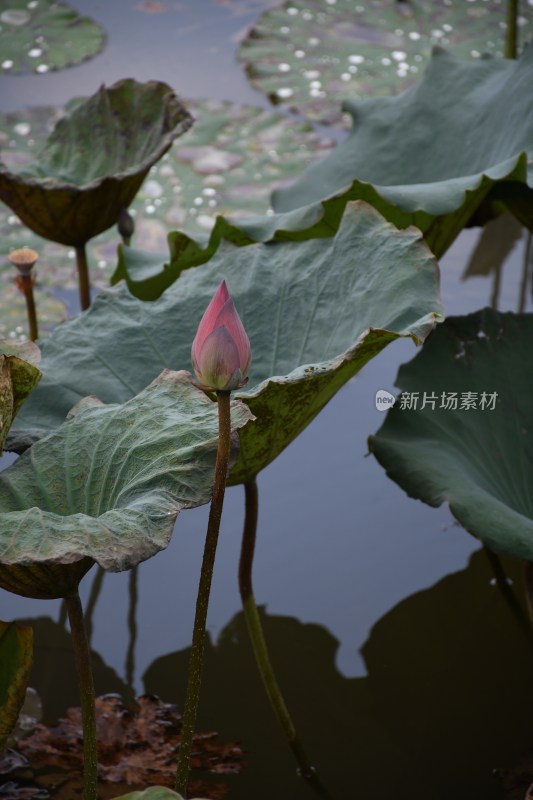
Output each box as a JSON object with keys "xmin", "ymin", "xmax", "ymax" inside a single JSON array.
[
  {"xmin": 369, "ymin": 309, "xmax": 533, "ymax": 562},
  {"xmin": 272, "ymin": 47, "xmax": 533, "ymax": 258},
  {"xmin": 0, "ymin": 79, "xmax": 193, "ymax": 246},
  {"xmin": 0, "ymin": 370, "xmax": 253, "ymax": 599},
  {"xmin": 0, "ymin": 338, "xmax": 41, "ymax": 453},
  {"xmin": 9, "ymin": 201, "xmax": 442, "ymax": 484}
]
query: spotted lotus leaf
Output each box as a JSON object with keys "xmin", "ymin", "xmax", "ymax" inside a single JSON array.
[
  {"xmin": 0, "ymin": 0, "xmax": 105, "ymax": 75},
  {"xmin": 237, "ymin": 0, "xmax": 532, "ymax": 125}
]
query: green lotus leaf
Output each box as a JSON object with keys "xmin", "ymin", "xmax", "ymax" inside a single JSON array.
[
  {"xmin": 237, "ymin": 0, "xmax": 532, "ymax": 125},
  {"xmin": 113, "ymin": 791, "xmax": 185, "ymax": 800},
  {"xmin": 0, "ymin": 0, "xmax": 105, "ymax": 75},
  {"xmin": 0, "ymin": 79, "xmax": 193, "ymax": 246},
  {"xmin": 0, "ymin": 338, "xmax": 41, "ymax": 453},
  {"xmin": 272, "ymin": 47, "xmax": 533, "ymax": 258},
  {"xmin": 0, "ymin": 620, "xmax": 32, "ymax": 751},
  {"xmin": 0, "ymin": 370, "xmax": 253, "ymax": 599},
  {"xmin": 369, "ymin": 309, "xmax": 533, "ymax": 562},
  {"xmin": 10, "ymin": 201, "xmax": 442, "ymax": 484}
]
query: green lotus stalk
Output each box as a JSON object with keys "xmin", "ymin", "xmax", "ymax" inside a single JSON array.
[
  {"xmin": 9, "ymin": 248, "xmax": 39, "ymax": 341},
  {"xmin": 84, "ymin": 566, "xmax": 106, "ymax": 642},
  {"xmin": 239, "ymin": 479, "xmax": 333, "ymax": 800},
  {"xmin": 518, "ymin": 232, "xmax": 532, "ymax": 313},
  {"xmin": 524, "ymin": 561, "xmax": 533, "ymax": 623},
  {"xmin": 176, "ymin": 281, "xmax": 251, "ymax": 795},
  {"xmin": 175, "ymin": 389, "xmax": 231, "ymax": 795},
  {"xmin": 65, "ymin": 590, "xmax": 98, "ymax": 800},
  {"xmin": 126, "ymin": 565, "xmax": 139, "ymax": 688},
  {"xmin": 505, "ymin": 0, "xmax": 518, "ymax": 58},
  {"xmin": 75, "ymin": 244, "xmax": 91, "ymax": 311},
  {"xmin": 484, "ymin": 548, "xmax": 532, "ymax": 637}
]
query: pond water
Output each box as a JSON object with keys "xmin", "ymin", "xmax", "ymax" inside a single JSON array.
[{"xmin": 1, "ymin": 2, "xmax": 533, "ymax": 799}]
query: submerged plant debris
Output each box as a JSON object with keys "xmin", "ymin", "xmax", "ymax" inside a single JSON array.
[
  {"xmin": 0, "ymin": 0, "xmax": 105, "ymax": 75},
  {"xmin": 238, "ymin": 0, "xmax": 533, "ymax": 125},
  {"xmin": 6, "ymin": 694, "xmax": 243, "ymax": 799}
]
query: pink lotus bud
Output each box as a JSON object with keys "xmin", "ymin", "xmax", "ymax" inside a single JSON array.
[{"xmin": 191, "ymin": 280, "xmax": 251, "ymax": 391}]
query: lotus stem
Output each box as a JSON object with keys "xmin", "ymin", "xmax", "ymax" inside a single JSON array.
[
  {"xmin": 490, "ymin": 260, "xmax": 502, "ymax": 310},
  {"xmin": 518, "ymin": 231, "xmax": 532, "ymax": 313},
  {"xmin": 239, "ymin": 479, "xmax": 333, "ymax": 800},
  {"xmin": 75, "ymin": 244, "xmax": 92, "ymax": 311},
  {"xmin": 505, "ymin": 0, "xmax": 518, "ymax": 59},
  {"xmin": 20, "ymin": 275, "xmax": 38, "ymax": 341},
  {"xmin": 84, "ymin": 565, "xmax": 106, "ymax": 643},
  {"xmin": 65, "ymin": 590, "xmax": 98, "ymax": 800},
  {"xmin": 9, "ymin": 248, "xmax": 39, "ymax": 340},
  {"xmin": 125, "ymin": 565, "xmax": 139, "ymax": 688},
  {"xmin": 175, "ymin": 390, "xmax": 232, "ymax": 796},
  {"xmin": 484, "ymin": 547, "xmax": 532, "ymax": 637},
  {"xmin": 524, "ymin": 561, "xmax": 533, "ymax": 623}
]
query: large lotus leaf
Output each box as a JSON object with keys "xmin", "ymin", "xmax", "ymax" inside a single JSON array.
[
  {"xmin": 0, "ymin": 338, "xmax": 41, "ymax": 453},
  {"xmin": 272, "ymin": 47, "xmax": 533, "ymax": 258},
  {"xmin": 9, "ymin": 201, "xmax": 442, "ymax": 484},
  {"xmin": 0, "ymin": 620, "xmax": 32, "ymax": 751},
  {"xmin": 0, "ymin": 370, "xmax": 253, "ymax": 599},
  {"xmin": 369, "ymin": 309, "xmax": 533, "ymax": 562},
  {"xmin": 0, "ymin": 0, "xmax": 105, "ymax": 75},
  {"xmin": 0, "ymin": 79, "xmax": 193, "ymax": 246},
  {"xmin": 237, "ymin": 0, "xmax": 532, "ymax": 125}
]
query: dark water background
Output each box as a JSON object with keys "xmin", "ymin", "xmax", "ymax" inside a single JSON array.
[{"xmin": 1, "ymin": 2, "xmax": 533, "ymax": 798}]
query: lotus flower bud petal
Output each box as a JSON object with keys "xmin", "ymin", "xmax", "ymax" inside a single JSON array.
[{"xmin": 191, "ymin": 281, "xmax": 251, "ymax": 391}]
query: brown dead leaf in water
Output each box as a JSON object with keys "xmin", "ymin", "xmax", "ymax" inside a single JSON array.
[{"xmin": 10, "ymin": 694, "xmax": 243, "ymax": 799}]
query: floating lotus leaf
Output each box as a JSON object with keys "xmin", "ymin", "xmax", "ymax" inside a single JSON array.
[
  {"xmin": 237, "ymin": 0, "xmax": 532, "ymax": 125},
  {"xmin": 0, "ymin": 0, "xmax": 105, "ymax": 75},
  {"xmin": 272, "ymin": 46, "xmax": 533, "ymax": 258},
  {"xmin": 0, "ymin": 620, "xmax": 32, "ymax": 751},
  {"xmin": 369, "ymin": 309, "xmax": 533, "ymax": 562},
  {"xmin": 0, "ymin": 79, "xmax": 193, "ymax": 247},
  {"xmin": 0, "ymin": 370, "xmax": 253, "ymax": 599},
  {"xmin": 0, "ymin": 99, "xmax": 333, "ymax": 292},
  {"xmin": 10, "ymin": 202, "xmax": 442, "ymax": 484},
  {"xmin": 0, "ymin": 338, "xmax": 41, "ymax": 453}
]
